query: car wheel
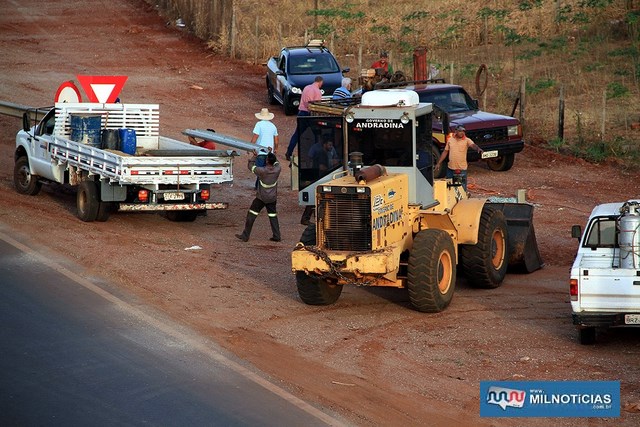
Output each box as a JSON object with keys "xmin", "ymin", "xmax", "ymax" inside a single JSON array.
[
  {"xmin": 579, "ymin": 327, "xmax": 596, "ymax": 345},
  {"xmin": 283, "ymin": 93, "xmax": 297, "ymax": 116},
  {"xmin": 266, "ymin": 80, "xmax": 278, "ymax": 105},
  {"xmin": 13, "ymin": 156, "xmax": 42, "ymax": 196},
  {"xmin": 77, "ymin": 180, "xmax": 99, "ymax": 222},
  {"xmin": 487, "ymin": 153, "xmax": 515, "ymax": 172}
]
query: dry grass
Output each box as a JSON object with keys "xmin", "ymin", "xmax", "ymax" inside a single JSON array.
[{"xmin": 149, "ymin": 0, "xmax": 640, "ymax": 166}]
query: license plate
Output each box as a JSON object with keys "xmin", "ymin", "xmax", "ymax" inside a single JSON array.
[
  {"xmin": 164, "ymin": 192, "xmax": 185, "ymax": 201},
  {"xmin": 481, "ymin": 150, "xmax": 498, "ymax": 159},
  {"xmin": 625, "ymin": 314, "xmax": 640, "ymax": 325}
]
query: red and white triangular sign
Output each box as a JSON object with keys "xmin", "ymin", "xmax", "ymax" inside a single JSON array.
[{"xmin": 77, "ymin": 75, "xmax": 128, "ymax": 103}]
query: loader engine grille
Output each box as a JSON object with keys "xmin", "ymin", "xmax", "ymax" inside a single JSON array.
[{"xmin": 317, "ymin": 191, "xmax": 372, "ymax": 251}]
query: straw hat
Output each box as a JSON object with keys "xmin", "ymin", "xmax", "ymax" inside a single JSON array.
[{"xmin": 255, "ymin": 108, "xmax": 274, "ymax": 121}]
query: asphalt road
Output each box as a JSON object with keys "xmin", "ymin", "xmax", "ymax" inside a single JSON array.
[{"xmin": 0, "ymin": 231, "xmax": 346, "ymax": 427}]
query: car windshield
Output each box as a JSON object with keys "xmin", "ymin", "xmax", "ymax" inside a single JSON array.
[
  {"xmin": 418, "ymin": 88, "xmax": 476, "ymax": 113},
  {"xmin": 287, "ymin": 53, "xmax": 339, "ymax": 75}
]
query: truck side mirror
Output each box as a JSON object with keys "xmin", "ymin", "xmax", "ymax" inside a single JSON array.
[
  {"xmin": 342, "ymin": 67, "xmax": 350, "ymax": 74},
  {"xmin": 571, "ymin": 225, "xmax": 582, "ymax": 239},
  {"xmin": 22, "ymin": 112, "xmax": 31, "ymax": 132},
  {"xmin": 471, "ymin": 99, "xmax": 479, "ymax": 110}
]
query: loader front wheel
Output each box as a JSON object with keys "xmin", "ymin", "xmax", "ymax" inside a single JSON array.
[
  {"xmin": 407, "ymin": 229, "xmax": 456, "ymax": 313},
  {"xmin": 77, "ymin": 180, "xmax": 99, "ymax": 222},
  {"xmin": 295, "ymin": 223, "xmax": 343, "ymax": 305},
  {"xmin": 460, "ymin": 205, "xmax": 508, "ymax": 288},
  {"xmin": 14, "ymin": 156, "xmax": 42, "ymax": 196}
]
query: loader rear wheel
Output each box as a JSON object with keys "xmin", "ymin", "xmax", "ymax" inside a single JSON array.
[
  {"xmin": 407, "ymin": 229, "xmax": 456, "ymax": 313},
  {"xmin": 14, "ymin": 156, "xmax": 42, "ymax": 196},
  {"xmin": 77, "ymin": 180, "xmax": 99, "ymax": 222},
  {"xmin": 295, "ymin": 223, "xmax": 343, "ymax": 305},
  {"xmin": 460, "ymin": 205, "xmax": 508, "ymax": 288},
  {"xmin": 486, "ymin": 153, "xmax": 515, "ymax": 172}
]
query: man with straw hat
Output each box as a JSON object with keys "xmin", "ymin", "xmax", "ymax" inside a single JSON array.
[{"xmin": 250, "ymin": 108, "xmax": 278, "ymax": 188}]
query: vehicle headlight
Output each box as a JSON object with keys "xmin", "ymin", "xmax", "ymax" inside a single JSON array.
[
  {"xmin": 291, "ymin": 87, "xmax": 302, "ymax": 94},
  {"xmin": 508, "ymin": 125, "xmax": 520, "ymax": 137}
]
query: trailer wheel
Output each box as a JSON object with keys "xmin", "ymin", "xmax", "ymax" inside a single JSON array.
[
  {"xmin": 460, "ymin": 205, "xmax": 508, "ymax": 288},
  {"xmin": 487, "ymin": 153, "xmax": 515, "ymax": 172},
  {"xmin": 579, "ymin": 327, "xmax": 596, "ymax": 345},
  {"xmin": 295, "ymin": 223, "xmax": 343, "ymax": 305},
  {"xmin": 407, "ymin": 229, "xmax": 456, "ymax": 313},
  {"xmin": 14, "ymin": 156, "xmax": 42, "ymax": 196},
  {"xmin": 166, "ymin": 211, "xmax": 199, "ymax": 222},
  {"xmin": 96, "ymin": 202, "xmax": 114, "ymax": 222},
  {"xmin": 77, "ymin": 180, "xmax": 99, "ymax": 222}
]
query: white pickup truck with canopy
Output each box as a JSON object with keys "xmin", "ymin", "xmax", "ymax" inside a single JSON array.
[{"xmin": 570, "ymin": 200, "xmax": 640, "ymax": 344}]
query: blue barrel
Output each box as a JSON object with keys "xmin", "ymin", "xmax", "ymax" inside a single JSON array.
[
  {"xmin": 119, "ymin": 128, "xmax": 137, "ymax": 155},
  {"xmin": 69, "ymin": 114, "xmax": 102, "ymax": 148}
]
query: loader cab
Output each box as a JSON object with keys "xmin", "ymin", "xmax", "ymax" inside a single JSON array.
[{"xmin": 297, "ymin": 89, "xmax": 434, "ymax": 208}]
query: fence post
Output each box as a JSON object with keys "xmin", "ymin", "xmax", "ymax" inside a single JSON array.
[
  {"xmin": 230, "ymin": 5, "xmax": 237, "ymax": 59},
  {"xmin": 601, "ymin": 89, "xmax": 606, "ymax": 141},
  {"xmin": 558, "ymin": 85, "xmax": 564, "ymax": 141},
  {"xmin": 519, "ymin": 76, "xmax": 526, "ymax": 132},
  {"xmin": 254, "ymin": 16, "xmax": 259, "ymax": 65}
]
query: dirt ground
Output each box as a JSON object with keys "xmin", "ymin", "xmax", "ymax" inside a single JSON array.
[{"xmin": 2, "ymin": 1, "xmax": 640, "ymax": 426}]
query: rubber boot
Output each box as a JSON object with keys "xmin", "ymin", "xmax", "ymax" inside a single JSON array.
[
  {"xmin": 235, "ymin": 212, "xmax": 257, "ymax": 242},
  {"xmin": 269, "ymin": 216, "xmax": 281, "ymax": 242},
  {"xmin": 300, "ymin": 206, "xmax": 314, "ymax": 225}
]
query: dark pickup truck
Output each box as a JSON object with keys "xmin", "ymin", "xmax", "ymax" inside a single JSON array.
[
  {"xmin": 379, "ymin": 79, "xmax": 523, "ymax": 177},
  {"xmin": 265, "ymin": 41, "xmax": 350, "ymax": 115}
]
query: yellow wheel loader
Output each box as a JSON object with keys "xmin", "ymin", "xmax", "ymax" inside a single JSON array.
[{"xmin": 291, "ymin": 89, "xmax": 541, "ymax": 312}]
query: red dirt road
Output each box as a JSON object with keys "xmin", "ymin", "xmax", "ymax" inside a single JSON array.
[{"xmin": 1, "ymin": 1, "xmax": 640, "ymax": 425}]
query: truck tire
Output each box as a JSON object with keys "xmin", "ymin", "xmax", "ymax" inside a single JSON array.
[
  {"xmin": 407, "ymin": 229, "xmax": 456, "ymax": 313},
  {"xmin": 266, "ymin": 79, "xmax": 278, "ymax": 105},
  {"xmin": 96, "ymin": 202, "xmax": 114, "ymax": 222},
  {"xmin": 460, "ymin": 205, "xmax": 508, "ymax": 288},
  {"xmin": 166, "ymin": 211, "xmax": 199, "ymax": 222},
  {"xmin": 295, "ymin": 223, "xmax": 343, "ymax": 305},
  {"xmin": 431, "ymin": 143, "xmax": 446, "ymax": 178},
  {"xmin": 283, "ymin": 93, "xmax": 297, "ymax": 116},
  {"xmin": 77, "ymin": 180, "xmax": 99, "ymax": 222},
  {"xmin": 14, "ymin": 156, "xmax": 42, "ymax": 196},
  {"xmin": 579, "ymin": 327, "xmax": 596, "ymax": 345},
  {"xmin": 486, "ymin": 153, "xmax": 515, "ymax": 172}
]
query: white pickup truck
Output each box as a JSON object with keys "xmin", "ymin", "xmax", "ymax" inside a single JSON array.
[
  {"xmin": 14, "ymin": 102, "xmax": 235, "ymax": 222},
  {"xmin": 570, "ymin": 200, "xmax": 640, "ymax": 344}
]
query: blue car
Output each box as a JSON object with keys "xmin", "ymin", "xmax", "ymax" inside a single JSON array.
[{"xmin": 265, "ymin": 41, "xmax": 350, "ymax": 115}]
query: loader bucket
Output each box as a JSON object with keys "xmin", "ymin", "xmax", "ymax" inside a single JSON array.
[{"xmin": 488, "ymin": 202, "xmax": 543, "ymax": 273}]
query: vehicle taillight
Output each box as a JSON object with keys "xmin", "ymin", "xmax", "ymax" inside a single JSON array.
[
  {"xmin": 138, "ymin": 189, "xmax": 149, "ymax": 203},
  {"xmin": 570, "ymin": 278, "xmax": 578, "ymax": 301},
  {"xmin": 200, "ymin": 189, "xmax": 210, "ymax": 201}
]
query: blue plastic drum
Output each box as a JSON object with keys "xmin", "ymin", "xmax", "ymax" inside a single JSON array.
[
  {"xmin": 69, "ymin": 114, "xmax": 102, "ymax": 148},
  {"xmin": 119, "ymin": 128, "xmax": 137, "ymax": 155}
]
